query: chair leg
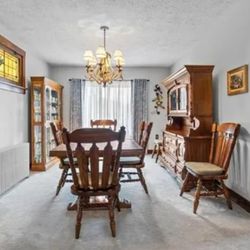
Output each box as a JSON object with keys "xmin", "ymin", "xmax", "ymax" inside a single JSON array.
[
  {"xmin": 116, "ymin": 194, "xmax": 121, "ymax": 212},
  {"xmin": 75, "ymin": 197, "xmax": 83, "ymax": 239},
  {"xmin": 155, "ymin": 148, "xmax": 160, "ymax": 163},
  {"xmin": 108, "ymin": 196, "xmax": 116, "ymax": 237},
  {"xmin": 137, "ymin": 168, "xmax": 148, "ymax": 194},
  {"xmin": 221, "ymin": 179, "xmax": 232, "ymax": 209},
  {"xmin": 56, "ymin": 167, "xmax": 69, "ymax": 196},
  {"xmin": 193, "ymin": 178, "xmax": 202, "ymax": 214},
  {"xmin": 119, "ymin": 167, "xmax": 123, "ymax": 179},
  {"xmin": 152, "ymin": 144, "xmax": 157, "ymax": 158},
  {"xmin": 180, "ymin": 172, "xmax": 190, "ymax": 196}
]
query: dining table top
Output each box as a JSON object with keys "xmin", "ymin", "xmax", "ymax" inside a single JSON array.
[{"xmin": 49, "ymin": 138, "xmax": 143, "ymax": 158}]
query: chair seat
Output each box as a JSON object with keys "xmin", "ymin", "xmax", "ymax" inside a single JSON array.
[
  {"xmin": 120, "ymin": 156, "xmax": 141, "ymax": 165},
  {"xmin": 61, "ymin": 157, "xmax": 78, "ymax": 166},
  {"xmin": 77, "ymin": 173, "xmax": 114, "ymax": 189},
  {"xmin": 186, "ymin": 162, "xmax": 224, "ymax": 176}
]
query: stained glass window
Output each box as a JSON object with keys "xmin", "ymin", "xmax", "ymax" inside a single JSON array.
[
  {"xmin": 0, "ymin": 49, "xmax": 19, "ymax": 83},
  {"xmin": 0, "ymin": 49, "xmax": 4, "ymax": 78},
  {"xmin": 0, "ymin": 35, "xmax": 25, "ymax": 94}
]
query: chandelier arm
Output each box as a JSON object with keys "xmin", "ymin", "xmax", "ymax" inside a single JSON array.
[
  {"xmin": 111, "ymin": 69, "xmax": 119, "ymax": 79},
  {"xmin": 105, "ymin": 66, "xmax": 121, "ymax": 81},
  {"xmin": 113, "ymin": 66, "xmax": 122, "ymax": 78},
  {"xmin": 93, "ymin": 66, "xmax": 102, "ymax": 84},
  {"xmin": 91, "ymin": 74, "xmax": 102, "ymax": 84},
  {"xmin": 87, "ymin": 65, "xmax": 100, "ymax": 84}
]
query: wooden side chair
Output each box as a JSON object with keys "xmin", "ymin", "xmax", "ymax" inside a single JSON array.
[
  {"xmin": 63, "ymin": 127, "xmax": 126, "ymax": 238},
  {"xmin": 90, "ymin": 119, "xmax": 117, "ymax": 131},
  {"xmin": 137, "ymin": 120, "xmax": 145, "ymax": 145},
  {"xmin": 119, "ymin": 121, "xmax": 153, "ymax": 194},
  {"xmin": 180, "ymin": 123, "xmax": 241, "ymax": 213},
  {"xmin": 151, "ymin": 139, "xmax": 162, "ymax": 163},
  {"xmin": 50, "ymin": 121, "xmax": 73, "ymax": 195}
]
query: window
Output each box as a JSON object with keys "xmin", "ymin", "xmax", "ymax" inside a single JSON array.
[
  {"xmin": 82, "ymin": 80, "xmax": 133, "ymax": 136},
  {"xmin": 0, "ymin": 35, "xmax": 26, "ymax": 94},
  {"xmin": 0, "ymin": 49, "xmax": 20, "ymax": 83}
]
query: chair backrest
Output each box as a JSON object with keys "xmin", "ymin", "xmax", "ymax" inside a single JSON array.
[
  {"xmin": 138, "ymin": 121, "xmax": 146, "ymax": 145},
  {"xmin": 50, "ymin": 121, "xmax": 63, "ymax": 146},
  {"xmin": 63, "ymin": 127, "xmax": 126, "ymax": 190},
  {"xmin": 138, "ymin": 121, "xmax": 153, "ymax": 161},
  {"xmin": 209, "ymin": 122, "xmax": 240, "ymax": 172},
  {"xmin": 90, "ymin": 119, "xmax": 117, "ymax": 131}
]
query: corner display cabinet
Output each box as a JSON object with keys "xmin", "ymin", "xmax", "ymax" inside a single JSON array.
[
  {"xmin": 160, "ymin": 65, "xmax": 214, "ymax": 190},
  {"xmin": 30, "ymin": 77, "xmax": 63, "ymax": 171}
]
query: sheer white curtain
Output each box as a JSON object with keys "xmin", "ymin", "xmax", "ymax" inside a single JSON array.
[{"xmin": 82, "ymin": 80, "xmax": 132, "ymax": 137}]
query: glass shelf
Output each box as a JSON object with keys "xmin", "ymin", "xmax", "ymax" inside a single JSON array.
[
  {"xmin": 46, "ymin": 127, "xmax": 51, "ymax": 162},
  {"xmin": 33, "ymin": 87, "xmax": 41, "ymax": 122},
  {"xmin": 45, "ymin": 88, "xmax": 50, "ymax": 121},
  {"xmin": 34, "ymin": 125, "xmax": 42, "ymax": 164}
]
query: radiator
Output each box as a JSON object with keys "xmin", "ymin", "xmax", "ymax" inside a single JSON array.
[
  {"xmin": 227, "ymin": 137, "xmax": 250, "ymax": 201},
  {"xmin": 0, "ymin": 143, "xmax": 29, "ymax": 195}
]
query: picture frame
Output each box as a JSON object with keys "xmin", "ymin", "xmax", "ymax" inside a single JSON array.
[{"xmin": 227, "ymin": 64, "xmax": 248, "ymax": 95}]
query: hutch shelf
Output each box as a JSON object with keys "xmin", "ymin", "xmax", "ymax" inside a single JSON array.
[
  {"xmin": 30, "ymin": 77, "xmax": 63, "ymax": 171},
  {"xmin": 160, "ymin": 65, "xmax": 214, "ymax": 190}
]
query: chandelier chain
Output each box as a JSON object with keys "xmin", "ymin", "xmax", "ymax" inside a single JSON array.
[{"xmin": 104, "ymin": 27, "xmax": 106, "ymax": 49}]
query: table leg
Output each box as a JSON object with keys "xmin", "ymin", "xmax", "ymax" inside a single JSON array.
[{"xmin": 152, "ymin": 144, "xmax": 157, "ymax": 158}]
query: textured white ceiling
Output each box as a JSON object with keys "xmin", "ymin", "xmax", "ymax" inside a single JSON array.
[{"xmin": 0, "ymin": 0, "xmax": 237, "ymax": 67}]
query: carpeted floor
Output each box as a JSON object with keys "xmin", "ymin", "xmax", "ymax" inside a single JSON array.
[{"xmin": 0, "ymin": 156, "xmax": 250, "ymax": 250}]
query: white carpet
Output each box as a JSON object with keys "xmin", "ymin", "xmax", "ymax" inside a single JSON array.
[{"xmin": 0, "ymin": 156, "xmax": 250, "ymax": 250}]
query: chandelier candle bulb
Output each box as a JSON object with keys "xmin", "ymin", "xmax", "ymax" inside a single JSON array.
[
  {"xmin": 96, "ymin": 46, "xmax": 106, "ymax": 59},
  {"xmin": 83, "ymin": 50, "xmax": 94, "ymax": 61},
  {"xmin": 83, "ymin": 26, "xmax": 124, "ymax": 87}
]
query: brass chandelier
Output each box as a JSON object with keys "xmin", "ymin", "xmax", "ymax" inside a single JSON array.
[{"xmin": 83, "ymin": 26, "xmax": 125, "ymax": 87}]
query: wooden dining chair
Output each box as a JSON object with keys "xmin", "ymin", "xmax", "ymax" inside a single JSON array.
[
  {"xmin": 50, "ymin": 121, "xmax": 74, "ymax": 195},
  {"xmin": 151, "ymin": 139, "xmax": 162, "ymax": 163},
  {"xmin": 63, "ymin": 126, "xmax": 126, "ymax": 238},
  {"xmin": 119, "ymin": 121, "xmax": 153, "ymax": 194},
  {"xmin": 180, "ymin": 122, "xmax": 241, "ymax": 213},
  {"xmin": 90, "ymin": 119, "xmax": 117, "ymax": 131}
]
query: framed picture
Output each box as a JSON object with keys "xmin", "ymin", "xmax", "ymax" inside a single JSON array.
[{"xmin": 227, "ymin": 65, "xmax": 248, "ymax": 95}]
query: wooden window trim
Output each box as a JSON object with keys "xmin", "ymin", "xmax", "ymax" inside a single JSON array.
[{"xmin": 0, "ymin": 35, "xmax": 26, "ymax": 94}]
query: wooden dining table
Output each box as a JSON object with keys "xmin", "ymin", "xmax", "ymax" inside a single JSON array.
[
  {"xmin": 49, "ymin": 138, "xmax": 143, "ymax": 158},
  {"xmin": 49, "ymin": 138, "xmax": 143, "ymax": 210}
]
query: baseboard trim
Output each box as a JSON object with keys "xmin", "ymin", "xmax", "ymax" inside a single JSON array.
[{"xmin": 229, "ymin": 189, "xmax": 250, "ymax": 213}]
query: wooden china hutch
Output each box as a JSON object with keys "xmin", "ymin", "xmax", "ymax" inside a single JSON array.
[
  {"xmin": 30, "ymin": 77, "xmax": 63, "ymax": 171},
  {"xmin": 160, "ymin": 65, "xmax": 214, "ymax": 189}
]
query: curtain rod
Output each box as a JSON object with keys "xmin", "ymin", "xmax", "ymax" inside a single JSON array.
[{"xmin": 68, "ymin": 79, "xmax": 150, "ymax": 81}]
